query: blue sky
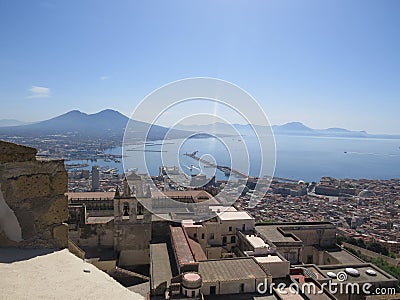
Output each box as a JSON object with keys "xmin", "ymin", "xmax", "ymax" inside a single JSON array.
[{"xmin": 0, "ymin": 0, "xmax": 399, "ymax": 133}]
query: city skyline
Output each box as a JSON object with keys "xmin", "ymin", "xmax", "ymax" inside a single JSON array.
[{"xmin": 1, "ymin": 1, "xmax": 400, "ymax": 134}]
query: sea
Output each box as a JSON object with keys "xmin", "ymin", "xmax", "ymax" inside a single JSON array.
[{"xmin": 67, "ymin": 135, "xmax": 400, "ymax": 182}]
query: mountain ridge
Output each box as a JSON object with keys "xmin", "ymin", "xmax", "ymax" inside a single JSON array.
[
  {"xmin": 0, "ymin": 109, "xmax": 189, "ymax": 141},
  {"xmin": 0, "ymin": 119, "xmax": 31, "ymax": 127},
  {"xmin": 0, "ymin": 109, "xmax": 398, "ymax": 139},
  {"xmin": 176, "ymin": 121, "xmax": 398, "ymax": 138}
]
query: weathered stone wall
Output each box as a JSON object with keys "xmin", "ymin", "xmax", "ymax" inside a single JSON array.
[{"xmin": 0, "ymin": 140, "xmax": 68, "ymax": 248}]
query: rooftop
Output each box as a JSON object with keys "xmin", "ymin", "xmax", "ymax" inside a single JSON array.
[
  {"xmin": 152, "ymin": 190, "xmax": 213, "ymax": 202},
  {"xmin": 209, "ymin": 205, "xmax": 237, "ymax": 213},
  {"xmin": 66, "ymin": 191, "xmax": 115, "ymax": 200},
  {"xmin": 169, "ymin": 226, "xmax": 196, "ymax": 267},
  {"xmin": 256, "ymin": 222, "xmax": 335, "ymax": 228},
  {"xmin": 198, "ymin": 257, "xmax": 267, "ymax": 283},
  {"xmin": 254, "ymin": 255, "xmax": 283, "ymax": 263},
  {"xmin": 316, "ymin": 264, "xmax": 398, "ymax": 283},
  {"xmin": 150, "ymin": 243, "xmax": 173, "ymax": 292},
  {"xmin": 323, "ymin": 248, "xmax": 363, "ymax": 264},
  {"xmin": 245, "ymin": 235, "xmax": 270, "ymax": 249},
  {"xmin": 255, "ymin": 225, "xmax": 299, "ymax": 243},
  {"xmin": 187, "ymin": 237, "xmax": 207, "ymax": 261},
  {"xmin": 181, "ymin": 220, "xmax": 202, "ymax": 228},
  {"xmin": 217, "ymin": 211, "xmax": 254, "ymax": 221}
]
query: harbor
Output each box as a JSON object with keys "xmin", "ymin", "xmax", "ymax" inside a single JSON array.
[{"xmin": 184, "ymin": 151, "xmax": 248, "ymax": 178}]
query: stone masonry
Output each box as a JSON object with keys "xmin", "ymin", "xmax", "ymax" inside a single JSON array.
[{"xmin": 0, "ymin": 140, "xmax": 68, "ymax": 248}]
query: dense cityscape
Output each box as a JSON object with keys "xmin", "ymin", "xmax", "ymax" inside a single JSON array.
[
  {"xmin": 67, "ymin": 161, "xmax": 400, "ymax": 257},
  {"xmin": 1, "ymin": 1, "xmax": 400, "ymax": 299},
  {"xmin": 2, "ymin": 125, "xmax": 400, "ymax": 299},
  {"xmin": 10, "ymin": 130, "xmax": 398, "ymax": 259}
]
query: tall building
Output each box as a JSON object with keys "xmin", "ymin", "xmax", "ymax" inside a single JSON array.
[{"xmin": 91, "ymin": 166, "xmax": 100, "ymax": 191}]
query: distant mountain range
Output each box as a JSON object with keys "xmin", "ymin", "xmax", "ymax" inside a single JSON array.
[
  {"xmin": 0, "ymin": 109, "xmax": 398, "ymax": 140},
  {"xmin": 177, "ymin": 121, "xmax": 400, "ymax": 139},
  {"xmin": 0, "ymin": 109, "xmax": 189, "ymax": 141},
  {"xmin": 0, "ymin": 119, "xmax": 30, "ymax": 127}
]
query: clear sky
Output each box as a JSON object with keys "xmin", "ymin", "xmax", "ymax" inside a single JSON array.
[{"xmin": 0, "ymin": 0, "xmax": 399, "ymax": 134}]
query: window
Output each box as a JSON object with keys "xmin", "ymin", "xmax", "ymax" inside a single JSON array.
[
  {"xmin": 192, "ymin": 291, "xmax": 195, "ymax": 297},
  {"xmin": 194, "ymin": 233, "xmax": 197, "ymax": 239},
  {"xmin": 123, "ymin": 202, "xmax": 129, "ymax": 216},
  {"xmin": 228, "ymin": 226, "xmax": 232, "ymax": 232},
  {"xmin": 240, "ymin": 283, "xmax": 245, "ymax": 293},
  {"xmin": 201, "ymin": 233, "xmax": 205, "ymax": 239},
  {"xmin": 210, "ymin": 233, "xmax": 214, "ymax": 240},
  {"xmin": 137, "ymin": 202, "xmax": 144, "ymax": 215},
  {"xmin": 210, "ymin": 286, "xmax": 216, "ymax": 295},
  {"xmin": 242, "ymin": 224, "xmax": 246, "ymax": 231},
  {"xmin": 222, "ymin": 236, "xmax": 227, "ymax": 245},
  {"xmin": 231, "ymin": 236, "xmax": 236, "ymax": 243},
  {"xmin": 307, "ymin": 255, "xmax": 313, "ymax": 264}
]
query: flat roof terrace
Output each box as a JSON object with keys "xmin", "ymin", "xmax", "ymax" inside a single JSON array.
[
  {"xmin": 217, "ymin": 211, "xmax": 254, "ymax": 221},
  {"xmin": 255, "ymin": 225, "xmax": 301, "ymax": 244},
  {"xmin": 245, "ymin": 235, "xmax": 270, "ymax": 249},
  {"xmin": 315, "ymin": 264, "xmax": 398, "ymax": 284},
  {"xmin": 323, "ymin": 248, "xmax": 363, "ymax": 264},
  {"xmin": 198, "ymin": 257, "xmax": 267, "ymax": 283}
]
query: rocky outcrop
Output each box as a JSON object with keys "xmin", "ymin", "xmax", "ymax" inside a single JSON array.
[{"xmin": 0, "ymin": 140, "xmax": 68, "ymax": 248}]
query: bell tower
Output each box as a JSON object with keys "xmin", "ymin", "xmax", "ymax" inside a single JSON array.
[{"xmin": 114, "ymin": 172, "xmax": 152, "ymax": 266}]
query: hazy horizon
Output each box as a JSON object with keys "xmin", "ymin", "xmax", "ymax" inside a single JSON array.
[
  {"xmin": 1, "ymin": 1, "xmax": 400, "ymax": 134},
  {"xmin": 3, "ymin": 107, "xmax": 400, "ymax": 136}
]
